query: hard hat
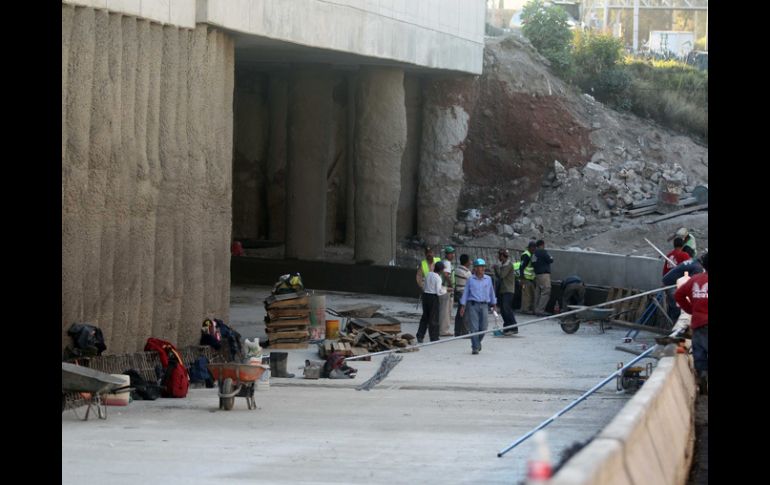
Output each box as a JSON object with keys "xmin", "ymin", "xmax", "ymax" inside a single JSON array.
[
  {"xmin": 473, "ymin": 258, "xmax": 487, "ymax": 266},
  {"xmin": 444, "ymin": 245, "xmax": 455, "ymax": 254},
  {"xmin": 498, "ymin": 248, "xmax": 509, "ymax": 256},
  {"xmin": 675, "ymin": 227, "xmax": 689, "ymax": 238}
]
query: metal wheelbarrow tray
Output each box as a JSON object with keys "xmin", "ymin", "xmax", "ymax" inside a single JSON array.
[
  {"xmin": 207, "ymin": 363, "xmax": 269, "ymax": 411},
  {"xmin": 62, "ymin": 362, "xmax": 130, "ymax": 420},
  {"xmin": 557, "ymin": 306, "xmax": 616, "ymax": 334}
]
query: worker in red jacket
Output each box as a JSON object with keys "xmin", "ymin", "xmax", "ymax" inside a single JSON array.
[{"xmin": 674, "ymin": 252, "xmax": 708, "ymax": 395}]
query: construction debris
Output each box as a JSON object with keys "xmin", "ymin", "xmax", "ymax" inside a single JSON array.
[
  {"xmin": 264, "ymin": 291, "xmax": 311, "ymax": 349},
  {"xmin": 329, "ymin": 303, "xmax": 382, "ymax": 318},
  {"xmin": 318, "ymin": 317, "xmax": 417, "ymax": 360}
]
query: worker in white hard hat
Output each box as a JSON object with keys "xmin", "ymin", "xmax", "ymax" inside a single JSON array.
[
  {"xmin": 459, "ymin": 258, "xmax": 497, "ymax": 355},
  {"xmin": 671, "ymin": 227, "xmax": 697, "ymax": 256}
]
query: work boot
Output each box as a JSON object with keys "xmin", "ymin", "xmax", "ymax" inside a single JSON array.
[{"xmin": 269, "ymin": 352, "xmax": 295, "ymax": 378}]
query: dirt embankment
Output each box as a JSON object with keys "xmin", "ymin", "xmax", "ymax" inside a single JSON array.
[{"xmin": 453, "ymin": 34, "xmax": 708, "ymax": 257}]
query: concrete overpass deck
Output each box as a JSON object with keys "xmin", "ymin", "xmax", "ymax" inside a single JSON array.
[{"xmin": 62, "ymin": 286, "xmax": 656, "ymax": 484}]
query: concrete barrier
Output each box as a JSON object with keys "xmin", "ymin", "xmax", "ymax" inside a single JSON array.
[
  {"xmin": 549, "ymin": 249, "xmax": 662, "ymax": 291},
  {"xmin": 549, "ymin": 354, "xmax": 696, "ymax": 485}
]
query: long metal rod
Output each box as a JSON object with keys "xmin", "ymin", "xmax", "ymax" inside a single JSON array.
[
  {"xmin": 645, "ymin": 237, "xmax": 676, "ymax": 267},
  {"xmin": 345, "ymin": 284, "xmax": 675, "ymax": 362},
  {"xmin": 496, "ymin": 328, "xmax": 678, "ymax": 457}
]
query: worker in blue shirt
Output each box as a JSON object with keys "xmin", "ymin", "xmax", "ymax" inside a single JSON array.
[{"xmin": 459, "ymin": 258, "xmax": 498, "ymax": 355}]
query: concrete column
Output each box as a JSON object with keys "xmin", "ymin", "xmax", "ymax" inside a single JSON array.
[
  {"xmin": 81, "ymin": 9, "xmax": 110, "ymax": 339},
  {"xmin": 181, "ymin": 25, "xmax": 208, "ymax": 346},
  {"xmin": 116, "ymin": 16, "xmax": 139, "ymax": 353},
  {"xmin": 152, "ymin": 25, "xmax": 181, "ymax": 342},
  {"xmin": 62, "ymin": 6, "xmax": 96, "ymax": 343},
  {"xmin": 172, "ymin": 28, "xmax": 189, "ymax": 346},
  {"xmin": 397, "ymin": 74, "xmax": 422, "ymax": 239},
  {"xmin": 285, "ymin": 67, "xmax": 332, "ymax": 260},
  {"xmin": 267, "ymin": 71, "xmax": 288, "ymax": 242},
  {"xmin": 344, "ymin": 72, "xmax": 357, "ymax": 247},
  {"xmin": 98, "ymin": 12, "xmax": 123, "ymax": 352},
  {"xmin": 354, "ymin": 67, "xmax": 407, "ymax": 264},
  {"xmin": 417, "ymin": 78, "xmax": 471, "ymax": 246}
]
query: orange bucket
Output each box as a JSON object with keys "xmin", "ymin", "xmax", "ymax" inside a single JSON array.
[{"xmin": 325, "ymin": 319, "xmax": 340, "ymax": 340}]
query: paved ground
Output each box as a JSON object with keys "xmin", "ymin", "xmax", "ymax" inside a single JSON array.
[{"xmin": 62, "ymin": 286, "xmax": 656, "ymax": 484}]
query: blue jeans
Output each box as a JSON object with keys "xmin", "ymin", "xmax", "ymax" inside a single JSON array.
[
  {"xmin": 466, "ymin": 301, "xmax": 489, "ymax": 351},
  {"xmin": 692, "ymin": 325, "xmax": 708, "ymax": 373}
]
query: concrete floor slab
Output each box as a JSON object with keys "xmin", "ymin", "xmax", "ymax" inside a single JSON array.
[{"xmin": 62, "ymin": 286, "xmax": 652, "ymax": 483}]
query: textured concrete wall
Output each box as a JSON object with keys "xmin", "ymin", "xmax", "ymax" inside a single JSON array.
[
  {"xmin": 354, "ymin": 67, "xmax": 407, "ymax": 264},
  {"xmin": 62, "ymin": 4, "xmax": 234, "ymax": 353},
  {"xmin": 551, "ymin": 355, "xmax": 697, "ymax": 485},
  {"xmin": 326, "ymin": 73, "xmax": 349, "ymax": 245},
  {"xmin": 63, "ymin": 0, "xmax": 197, "ymax": 28},
  {"xmin": 397, "ymin": 74, "xmax": 422, "ymax": 239},
  {"xmin": 285, "ymin": 67, "xmax": 332, "ymax": 260},
  {"xmin": 417, "ymin": 78, "xmax": 472, "ymax": 245}
]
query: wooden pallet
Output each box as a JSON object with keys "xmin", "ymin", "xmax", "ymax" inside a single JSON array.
[
  {"xmin": 269, "ymin": 342, "xmax": 309, "ymax": 349},
  {"xmin": 267, "ymin": 330, "xmax": 309, "ymax": 340},
  {"xmin": 318, "ymin": 340, "xmax": 355, "ymax": 358},
  {"xmin": 265, "ymin": 295, "xmax": 310, "ymax": 310},
  {"xmin": 267, "ymin": 308, "xmax": 312, "ymax": 319}
]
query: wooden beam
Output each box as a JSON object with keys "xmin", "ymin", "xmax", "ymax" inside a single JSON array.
[{"xmin": 646, "ymin": 204, "xmax": 708, "ymax": 224}]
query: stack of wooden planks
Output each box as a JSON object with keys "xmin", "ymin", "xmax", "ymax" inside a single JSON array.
[{"xmin": 264, "ymin": 291, "xmax": 311, "ymax": 349}]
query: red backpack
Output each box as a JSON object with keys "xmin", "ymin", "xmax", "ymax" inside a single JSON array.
[{"xmin": 144, "ymin": 338, "xmax": 190, "ymax": 398}]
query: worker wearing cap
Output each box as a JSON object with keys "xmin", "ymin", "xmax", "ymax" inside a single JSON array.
[
  {"xmin": 519, "ymin": 241, "xmax": 537, "ymax": 314},
  {"xmin": 673, "ymin": 228, "xmax": 697, "ymax": 256},
  {"xmin": 459, "ymin": 258, "xmax": 497, "ymax": 354},
  {"xmin": 439, "ymin": 246, "xmax": 456, "ymax": 336},
  {"xmin": 416, "ymin": 246, "xmax": 442, "ymax": 290},
  {"xmin": 493, "ymin": 248, "xmax": 519, "ymax": 335}
]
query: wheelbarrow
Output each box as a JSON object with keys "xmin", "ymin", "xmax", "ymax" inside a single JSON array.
[
  {"xmin": 557, "ymin": 306, "xmax": 616, "ymax": 334},
  {"xmin": 62, "ymin": 362, "xmax": 131, "ymax": 420},
  {"xmin": 207, "ymin": 363, "xmax": 269, "ymax": 411}
]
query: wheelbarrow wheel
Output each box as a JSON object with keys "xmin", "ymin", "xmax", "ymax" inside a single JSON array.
[
  {"xmin": 221, "ymin": 378, "xmax": 235, "ymax": 411},
  {"xmin": 560, "ymin": 321, "xmax": 580, "ymax": 334}
]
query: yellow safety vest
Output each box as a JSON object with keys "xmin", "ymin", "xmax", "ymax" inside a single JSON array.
[
  {"xmin": 421, "ymin": 257, "xmax": 442, "ymax": 276},
  {"xmin": 521, "ymin": 250, "xmax": 535, "ymax": 280}
]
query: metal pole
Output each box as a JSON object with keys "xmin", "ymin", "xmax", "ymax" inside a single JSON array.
[
  {"xmin": 644, "ymin": 237, "xmax": 676, "ymax": 267},
  {"xmin": 346, "ymin": 284, "xmax": 676, "ymax": 362},
  {"xmin": 497, "ymin": 328, "xmax": 679, "ymax": 457}
]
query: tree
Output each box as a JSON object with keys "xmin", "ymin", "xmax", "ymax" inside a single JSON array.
[{"xmin": 521, "ymin": 0, "xmax": 573, "ymax": 74}]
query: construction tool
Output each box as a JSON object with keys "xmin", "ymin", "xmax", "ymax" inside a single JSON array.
[
  {"xmin": 496, "ymin": 327, "xmax": 683, "ymax": 458},
  {"xmin": 644, "ymin": 237, "xmax": 676, "ymax": 267},
  {"xmin": 346, "ymin": 285, "xmax": 676, "ymax": 390}
]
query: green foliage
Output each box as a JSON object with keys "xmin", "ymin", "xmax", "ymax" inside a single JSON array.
[
  {"xmin": 521, "ymin": 0, "xmax": 573, "ymax": 74},
  {"xmin": 571, "ymin": 32, "xmax": 630, "ymax": 108},
  {"xmin": 624, "ymin": 58, "xmax": 708, "ymax": 139}
]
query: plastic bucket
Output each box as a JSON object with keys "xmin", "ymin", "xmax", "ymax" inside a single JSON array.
[
  {"xmin": 309, "ymin": 295, "xmax": 327, "ymax": 340},
  {"xmin": 326, "ymin": 319, "xmax": 341, "ymax": 340}
]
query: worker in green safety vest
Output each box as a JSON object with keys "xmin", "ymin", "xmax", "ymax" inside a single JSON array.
[
  {"xmin": 518, "ymin": 240, "xmax": 537, "ymax": 314},
  {"xmin": 416, "ymin": 246, "xmax": 442, "ymax": 290},
  {"xmin": 675, "ymin": 227, "xmax": 697, "ymax": 256}
]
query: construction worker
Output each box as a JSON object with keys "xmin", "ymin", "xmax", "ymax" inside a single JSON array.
[
  {"xmin": 439, "ymin": 246, "xmax": 456, "ymax": 336},
  {"xmin": 453, "ymin": 254, "xmax": 472, "ymax": 336},
  {"xmin": 493, "ymin": 248, "xmax": 519, "ymax": 335},
  {"xmin": 672, "ymin": 227, "xmax": 696, "ymax": 256},
  {"xmin": 675, "ymin": 252, "xmax": 708, "ymax": 394},
  {"xmin": 519, "ymin": 241, "xmax": 537, "ymax": 314},
  {"xmin": 662, "ymin": 254, "xmax": 705, "ymax": 324},
  {"xmin": 663, "ymin": 237, "xmax": 692, "ymax": 276},
  {"xmin": 532, "ymin": 240, "xmax": 554, "ymax": 316},
  {"xmin": 559, "ymin": 275, "xmax": 585, "ymax": 312},
  {"xmin": 459, "ymin": 258, "xmax": 497, "ymax": 354},
  {"xmin": 417, "ymin": 262, "xmax": 446, "ymax": 343},
  {"xmin": 416, "ymin": 246, "xmax": 442, "ymax": 290}
]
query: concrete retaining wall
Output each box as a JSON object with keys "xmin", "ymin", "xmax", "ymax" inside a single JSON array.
[
  {"xmin": 549, "ymin": 249, "xmax": 662, "ymax": 290},
  {"xmin": 550, "ymin": 354, "xmax": 697, "ymax": 485},
  {"xmin": 62, "ymin": 4, "xmax": 234, "ymax": 353}
]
